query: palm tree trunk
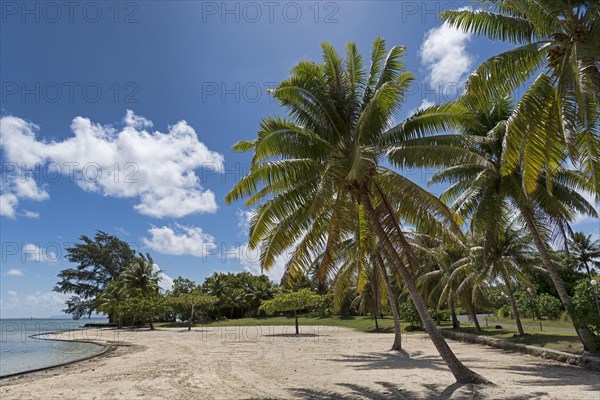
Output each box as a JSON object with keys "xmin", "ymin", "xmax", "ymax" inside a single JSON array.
[
  {"xmin": 470, "ymin": 308, "xmax": 481, "ymax": 332},
  {"xmin": 450, "ymin": 299, "xmax": 460, "ymax": 329},
  {"xmin": 378, "ymin": 256, "xmax": 402, "ymax": 350},
  {"xmin": 374, "ymin": 314, "xmax": 379, "ymax": 330},
  {"xmin": 519, "ymin": 203, "xmax": 598, "ymax": 351},
  {"xmin": 501, "ymin": 271, "xmax": 524, "ymax": 336},
  {"xmin": 360, "ymin": 188, "xmax": 489, "ymax": 384}
]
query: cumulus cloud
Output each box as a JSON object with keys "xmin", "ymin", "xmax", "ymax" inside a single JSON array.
[
  {"xmin": 0, "ymin": 290, "xmax": 71, "ymax": 318},
  {"xmin": 5, "ymin": 268, "xmax": 24, "ymax": 276},
  {"xmin": 142, "ymin": 224, "xmax": 218, "ymax": 257},
  {"xmin": 23, "ymin": 243, "xmax": 58, "ymax": 264},
  {"xmin": 0, "ymin": 111, "xmax": 224, "ymax": 218},
  {"xmin": 152, "ymin": 264, "xmax": 174, "ymax": 292},
  {"xmin": 236, "ymin": 209, "xmax": 255, "ymax": 232},
  {"xmin": 21, "ymin": 209, "xmax": 40, "ymax": 219},
  {"xmin": 420, "ymin": 20, "xmax": 473, "ymax": 90}
]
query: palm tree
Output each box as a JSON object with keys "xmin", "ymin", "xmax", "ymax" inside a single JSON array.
[
  {"xmin": 122, "ymin": 254, "xmax": 161, "ymax": 296},
  {"xmin": 226, "ymin": 39, "xmax": 487, "ymax": 383},
  {"xmin": 417, "ymin": 235, "xmax": 486, "ymax": 331},
  {"xmin": 395, "ymin": 97, "xmax": 598, "ymax": 350},
  {"xmin": 441, "ymin": 1, "xmax": 600, "ymax": 193},
  {"xmin": 94, "ymin": 279, "xmax": 126, "ymax": 328},
  {"xmin": 460, "ymin": 222, "xmax": 540, "ymax": 336},
  {"xmin": 568, "ymin": 232, "xmax": 600, "ymax": 278}
]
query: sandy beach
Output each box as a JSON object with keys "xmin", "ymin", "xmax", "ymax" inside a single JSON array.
[{"xmin": 1, "ymin": 326, "xmax": 598, "ymax": 400}]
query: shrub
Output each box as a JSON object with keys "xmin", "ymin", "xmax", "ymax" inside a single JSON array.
[
  {"xmin": 496, "ymin": 304, "xmax": 512, "ymax": 319},
  {"xmin": 572, "ymin": 279, "xmax": 600, "ymax": 336},
  {"xmin": 398, "ymin": 301, "xmax": 421, "ymax": 328},
  {"xmin": 536, "ymin": 293, "xmax": 563, "ymax": 320}
]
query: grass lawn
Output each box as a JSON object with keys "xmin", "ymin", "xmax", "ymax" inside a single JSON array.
[
  {"xmin": 157, "ymin": 315, "xmax": 418, "ymax": 333},
  {"xmin": 444, "ymin": 322, "xmax": 584, "ymax": 354},
  {"xmin": 485, "ymin": 316, "xmax": 574, "ymax": 329},
  {"xmin": 157, "ymin": 315, "xmax": 585, "ymax": 354}
]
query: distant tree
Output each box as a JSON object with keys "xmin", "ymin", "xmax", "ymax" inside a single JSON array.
[
  {"xmin": 54, "ymin": 231, "xmax": 136, "ymax": 319},
  {"xmin": 169, "ymin": 291, "xmax": 218, "ymax": 331},
  {"xmin": 171, "ymin": 277, "xmax": 197, "ymax": 296},
  {"xmin": 260, "ymin": 288, "xmax": 323, "ymax": 334},
  {"xmin": 122, "ymin": 291, "xmax": 166, "ymax": 330},
  {"xmin": 568, "ymin": 232, "xmax": 600, "ymax": 278}
]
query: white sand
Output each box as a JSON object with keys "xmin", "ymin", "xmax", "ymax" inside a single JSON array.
[{"xmin": 1, "ymin": 326, "xmax": 598, "ymax": 399}]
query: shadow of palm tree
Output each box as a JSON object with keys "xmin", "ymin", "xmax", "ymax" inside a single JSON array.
[
  {"xmin": 276, "ymin": 381, "xmax": 548, "ymax": 400},
  {"xmin": 323, "ymin": 350, "xmax": 447, "ymax": 371}
]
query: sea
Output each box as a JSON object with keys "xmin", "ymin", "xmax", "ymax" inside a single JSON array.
[{"xmin": 0, "ymin": 318, "xmax": 108, "ymax": 377}]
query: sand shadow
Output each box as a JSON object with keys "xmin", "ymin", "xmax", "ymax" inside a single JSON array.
[{"xmin": 323, "ymin": 350, "xmax": 447, "ymax": 372}]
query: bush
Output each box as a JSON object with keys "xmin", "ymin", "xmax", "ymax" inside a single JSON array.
[
  {"xmin": 572, "ymin": 279, "xmax": 600, "ymax": 336},
  {"xmin": 496, "ymin": 304, "xmax": 512, "ymax": 319},
  {"xmin": 536, "ymin": 293, "xmax": 563, "ymax": 320},
  {"xmin": 398, "ymin": 301, "xmax": 421, "ymax": 328}
]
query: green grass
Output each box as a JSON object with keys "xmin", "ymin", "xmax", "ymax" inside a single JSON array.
[
  {"xmin": 157, "ymin": 315, "xmax": 421, "ymax": 333},
  {"xmin": 485, "ymin": 316, "xmax": 574, "ymax": 329},
  {"xmin": 444, "ymin": 322, "xmax": 583, "ymax": 354},
  {"xmin": 157, "ymin": 315, "xmax": 585, "ymax": 355}
]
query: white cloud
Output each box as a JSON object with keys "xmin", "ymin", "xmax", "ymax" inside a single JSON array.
[
  {"xmin": 152, "ymin": 263, "xmax": 174, "ymax": 292},
  {"xmin": 0, "ymin": 290, "xmax": 70, "ymax": 318},
  {"xmin": 5, "ymin": 268, "xmax": 24, "ymax": 276},
  {"xmin": 236, "ymin": 209, "xmax": 255, "ymax": 232},
  {"xmin": 0, "ymin": 112, "xmax": 224, "ymax": 218},
  {"xmin": 23, "ymin": 243, "xmax": 58, "ymax": 264},
  {"xmin": 21, "ymin": 209, "xmax": 40, "ymax": 219},
  {"xmin": 0, "ymin": 193, "xmax": 18, "ymax": 218},
  {"xmin": 142, "ymin": 224, "xmax": 217, "ymax": 257},
  {"xmin": 420, "ymin": 20, "xmax": 473, "ymax": 89},
  {"xmin": 123, "ymin": 109, "xmax": 153, "ymax": 129},
  {"xmin": 407, "ymin": 99, "xmax": 436, "ymax": 118}
]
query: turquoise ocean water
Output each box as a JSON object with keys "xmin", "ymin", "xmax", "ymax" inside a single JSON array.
[{"xmin": 0, "ymin": 318, "xmax": 108, "ymax": 377}]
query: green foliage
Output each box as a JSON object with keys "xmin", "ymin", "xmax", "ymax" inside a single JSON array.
[
  {"xmin": 572, "ymin": 280, "xmax": 600, "ymax": 336},
  {"xmin": 260, "ymin": 288, "xmax": 324, "ymax": 314},
  {"xmin": 398, "ymin": 301, "xmax": 421, "ymax": 328},
  {"xmin": 203, "ymin": 272, "xmax": 275, "ymax": 318},
  {"xmin": 496, "ymin": 304, "xmax": 512, "ymax": 319},
  {"xmin": 122, "ymin": 292, "xmax": 167, "ymax": 328},
  {"xmin": 535, "ymin": 293, "xmax": 563, "ymax": 320},
  {"xmin": 54, "ymin": 231, "xmax": 136, "ymax": 319}
]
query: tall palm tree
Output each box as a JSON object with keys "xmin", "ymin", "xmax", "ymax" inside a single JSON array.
[
  {"xmin": 441, "ymin": 1, "xmax": 600, "ymax": 193},
  {"xmin": 568, "ymin": 231, "xmax": 600, "ymax": 277},
  {"xmin": 122, "ymin": 254, "xmax": 161, "ymax": 297},
  {"xmin": 394, "ymin": 97, "xmax": 598, "ymax": 350},
  {"xmin": 226, "ymin": 38, "xmax": 487, "ymax": 383},
  {"xmin": 459, "ymin": 222, "xmax": 540, "ymax": 336}
]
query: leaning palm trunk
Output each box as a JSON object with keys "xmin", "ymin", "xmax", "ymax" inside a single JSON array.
[
  {"xmin": 360, "ymin": 188, "xmax": 488, "ymax": 384},
  {"xmin": 501, "ymin": 271, "xmax": 524, "ymax": 336},
  {"xmin": 378, "ymin": 256, "xmax": 402, "ymax": 350},
  {"xmin": 469, "ymin": 308, "xmax": 482, "ymax": 332},
  {"xmin": 519, "ymin": 205, "xmax": 598, "ymax": 351},
  {"xmin": 449, "ymin": 299, "xmax": 460, "ymax": 329}
]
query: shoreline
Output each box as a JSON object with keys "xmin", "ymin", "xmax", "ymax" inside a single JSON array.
[{"xmin": 0, "ymin": 329, "xmax": 110, "ymax": 380}]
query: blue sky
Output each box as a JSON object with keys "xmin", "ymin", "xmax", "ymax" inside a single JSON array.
[{"xmin": 1, "ymin": 1, "xmax": 597, "ymax": 318}]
